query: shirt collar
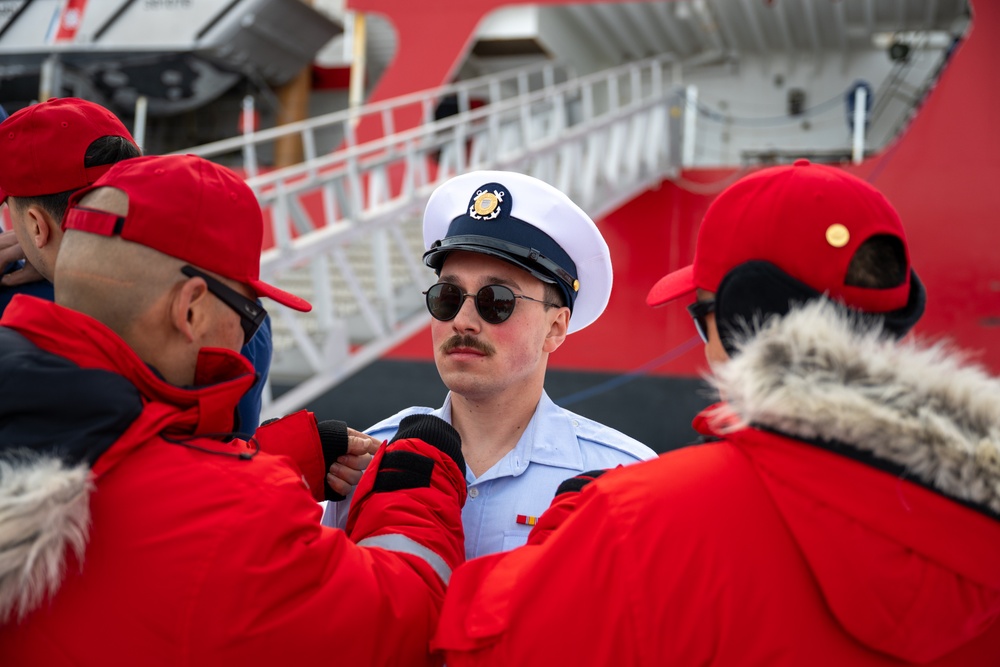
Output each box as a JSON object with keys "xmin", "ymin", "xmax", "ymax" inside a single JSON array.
[
  {"xmin": 520, "ymin": 391, "xmax": 585, "ymax": 471},
  {"xmin": 454, "ymin": 390, "xmax": 585, "ymax": 484}
]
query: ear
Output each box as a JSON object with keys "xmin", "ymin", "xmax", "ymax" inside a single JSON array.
[
  {"xmin": 23, "ymin": 206, "xmax": 57, "ymax": 249},
  {"xmin": 542, "ymin": 307, "xmax": 570, "ymax": 354},
  {"xmin": 170, "ymin": 276, "xmax": 211, "ymax": 343}
]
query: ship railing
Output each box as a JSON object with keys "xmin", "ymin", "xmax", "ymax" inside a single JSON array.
[{"xmin": 179, "ymin": 60, "xmax": 575, "ymax": 178}]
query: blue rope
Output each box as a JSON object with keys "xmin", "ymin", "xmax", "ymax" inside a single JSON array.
[{"xmin": 555, "ymin": 335, "xmax": 703, "ymax": 407}]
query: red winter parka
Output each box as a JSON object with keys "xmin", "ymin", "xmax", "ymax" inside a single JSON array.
[
  {"xmin": 432, "ymin": 301, "xmax": 1000, "ymax": 666},
  {"xmin": 0, "ymin": 296, "xmax": 466, "ymax": 666}
]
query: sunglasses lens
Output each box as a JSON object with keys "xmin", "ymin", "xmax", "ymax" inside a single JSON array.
[
  {"xmin": 477, "ymin": 285, "xmax": 516, "ymax": 324},
  {"xmin": 425, "ymin": 283, "xmax": 519, "ymax": 324},
  {"xmin": 694, "ymin": 317, "xmax": 709, "ymax": 343},
  {"xmin": 426, "ymin": 283, "xmax": 462, "ymax": 321},
  {"xmin": 241, "ymin": 321, "xmax": 255, "ymax": 346},
  {"xmin": 687, "ymin": 300, "xmax": 715, "ymax": 344}
]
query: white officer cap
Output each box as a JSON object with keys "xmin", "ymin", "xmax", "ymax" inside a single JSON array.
[{"xmin": 422, "ymin": 170, "xmax": 613, "ymax": 334}]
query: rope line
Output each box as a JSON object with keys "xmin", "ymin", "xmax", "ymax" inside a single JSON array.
[{"xmin": 555, "ymin": 335, "xmax": 703, "ymax": 407}]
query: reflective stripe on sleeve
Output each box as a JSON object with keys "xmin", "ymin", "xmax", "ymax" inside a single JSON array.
[{"xmin": 356, "ymin": 533, "xmax": 453, "ymax": 584}]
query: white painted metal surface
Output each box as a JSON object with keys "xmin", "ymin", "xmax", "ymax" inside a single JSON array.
[
  {"xmin": 852, "ymin": 85, "xmax": 868, "ymax": 164},
  {"xmin": 463, "ymin": 1, "xmax": 967, "ymax": 78},
  {"xmin": 0, "ymin": 0, "xmax": 341, "ymax": 114}
]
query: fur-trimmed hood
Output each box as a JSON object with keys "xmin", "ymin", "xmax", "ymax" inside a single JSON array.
[
  {"xmin": 0, "ymin": 322, "xmax": 142, "ymax": 623},
  {"xmin": 704, "ymin": 300, "xmax": 1000, "ymax": 663},
  {"xmin": 0, "ymin": 456, "xmax": 93, "ymax": 623},
  {"xmin": 710, "ymin": 299, "xmax": 1000, "ymax": 517}
]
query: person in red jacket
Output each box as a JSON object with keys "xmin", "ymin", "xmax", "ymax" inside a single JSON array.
[
  {"xmin": 0, "ymin": 154, "xmax": 467, "ymax": 666},
  {"xmin": 431, "ymin": 159, "xmax": 1000, "ymax": 665}
]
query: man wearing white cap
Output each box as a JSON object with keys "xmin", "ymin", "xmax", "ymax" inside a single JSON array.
[{"xmin": 325, "ymin": 171, "xmax": 655, "ymax": 558}]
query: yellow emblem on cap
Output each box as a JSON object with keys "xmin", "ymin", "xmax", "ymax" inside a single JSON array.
[
  {"xmin": 572, "ymin": 279, "xmax": 580, "ymax": 292},
  {"xmin": 473, "ymin": 192, "xmax": 500, "ymax": 217},
  {"xmin": 825, "ymin": 223, "xmax": 850, "ymax": 248}
]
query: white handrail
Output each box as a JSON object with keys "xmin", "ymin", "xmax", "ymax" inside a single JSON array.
[{"xmin": 177, "ymin": 60, "xmax": 573, "ymax": 163}]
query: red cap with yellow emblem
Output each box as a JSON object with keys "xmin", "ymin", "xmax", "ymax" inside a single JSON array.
[{"xmin": 647, "ymin": 159, "xmax": 913, "ymax": 314}]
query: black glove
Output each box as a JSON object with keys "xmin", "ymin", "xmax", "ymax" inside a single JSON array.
[
  {"xmin": 390, "ymin": 414, "xmax": 465, "ymax": 473},
  {"xmin": 554, "ymin": 469, "xmax": 608, "ymax": 498},
  {"xmin": 316, "ymin": 419, "xmax": 349, "ymax": 502},
  {"xmin": 370, "ymin": 415, "xmax": 465, "ymax": 494}
]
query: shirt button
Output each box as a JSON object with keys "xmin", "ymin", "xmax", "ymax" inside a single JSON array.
[{"xmin": 469, "ymin": 487, "xmax": 479, "ymax": 498}]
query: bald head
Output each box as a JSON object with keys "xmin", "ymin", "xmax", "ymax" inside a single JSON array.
[
  {"xmin": 55, "ymin": 186, "xmax": 185, "ymax": 339},
  {"xmin": 56, "ymin": 182, "xmax": 264, "ymax": 386}
]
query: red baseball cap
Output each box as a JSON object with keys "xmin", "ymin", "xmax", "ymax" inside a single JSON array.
[
  {"xmin": 647, "ymin": 159, "xmax": 911, "ymax": 313},
  {"xmin": 62, "ymin": 154, "xmax": 311, "ymax": 312},
  {"xmin": 0, "ymin": 98, "xmax": 137, "ymax": 205}
]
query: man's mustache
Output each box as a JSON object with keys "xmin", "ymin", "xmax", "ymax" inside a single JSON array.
[{"xmin": 441, "ymin": 334, "xmax": 495, "ymax": 356}]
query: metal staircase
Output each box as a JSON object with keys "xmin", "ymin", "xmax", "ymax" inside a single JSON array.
[{"xmin": 179, "ymin": 55, "xmax": 688, "ymax": 419}]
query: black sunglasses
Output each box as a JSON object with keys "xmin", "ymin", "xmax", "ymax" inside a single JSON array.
[
  {"xmin": 686, "ymin": 299, "xmax": 716, "ymax": 343},
  {"xmin": 181, "ymin": 265, "xmax": 266, "ymax": 346},
  {"xmin": 424, "ymin": 282, "xmax": 559, "ymax": 325}
]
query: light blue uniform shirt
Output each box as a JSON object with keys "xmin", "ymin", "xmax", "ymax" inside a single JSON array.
[{"xmin": 325, "ymin": 390, "xmax": 656, "ymax": 560}]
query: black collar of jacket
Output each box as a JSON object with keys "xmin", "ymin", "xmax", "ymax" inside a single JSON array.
[{"xmin": 0, "ymin": 327, "xmax": 143, "ymax": 467}]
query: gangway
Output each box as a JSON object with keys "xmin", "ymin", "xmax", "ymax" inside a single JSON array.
[{"xmin": 179, "ymin": 55, "xmax": 687, "ymax": 419}]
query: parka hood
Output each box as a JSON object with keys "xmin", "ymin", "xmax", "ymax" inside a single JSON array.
[{"xmin": 708, "ymin": 300, "xmax": 1000, "ymax": 662}]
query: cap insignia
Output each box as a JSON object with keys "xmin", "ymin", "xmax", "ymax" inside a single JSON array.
[
  {"xmin": 825, "ymin": 223, "xmax": 850, "ymax": 248},
  {"xmin": 470, "ymin": 188, "xmax": 505, "ymax": 220}
]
